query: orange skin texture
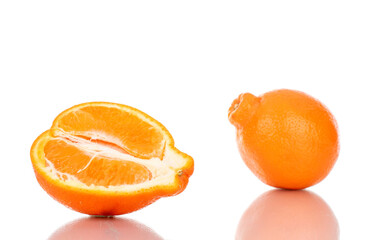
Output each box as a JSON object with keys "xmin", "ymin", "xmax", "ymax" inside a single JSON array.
[
  {"xmin": 229, "ymin": 89, "xmax": 339, "ymax": 189},
  {"xmin": 30, "ymin": 102, "xmax": 194, "ymax": 216},
  {"xmin": 236, "ymin": 190, "xmax": 339, "ymax": 240}
]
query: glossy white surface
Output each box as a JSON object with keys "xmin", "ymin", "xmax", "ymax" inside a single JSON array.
[{"xmin": 1, "ymin": 1, "xmax": 376, "ymax": 239}]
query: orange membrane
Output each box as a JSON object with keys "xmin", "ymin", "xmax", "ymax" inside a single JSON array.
[
  {"xmin": 44, "ymin": 137, "xmax": 152, "ymax": 187},
  {"xmin": 74, "ymin": 135, "xmax": 131, "ymax": 155}
]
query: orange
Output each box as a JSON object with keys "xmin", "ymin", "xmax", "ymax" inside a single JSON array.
[
  {"xmin": 228, "ymin": 89, "xmax": 339, "ymax": 189},
  {"xmin": 236, "ymin": 190, "xmax": 339, "ymax": 240},
  {"xmin": 31, "ymin": 102, "xmax": 194, "ymax": 216}
]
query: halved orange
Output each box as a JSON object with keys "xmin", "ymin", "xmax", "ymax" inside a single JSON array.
[{"xmin": 30, "ymin": 102, "xmax": 194, "ymax": 216}]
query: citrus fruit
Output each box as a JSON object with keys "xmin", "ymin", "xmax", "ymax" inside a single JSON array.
[
  {"xmin": 49, "ymin": 217, "xmax": 164, "ymax": 240},
  {"xmin": 236, "ymin": 190, "xmax": 339, "ymax": 240},
  {"xmin": 31, "ymin": 102, "xmax": 194, "ymax": 216},
  {"xmin": 228, "ymin": 89, "xmax": 339, "ymax": 189}
]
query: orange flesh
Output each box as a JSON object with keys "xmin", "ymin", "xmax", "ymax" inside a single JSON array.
[
  {"xmin": 44, "ymin": 138, "xmax": 152, "ymax": 187},
  {"xmin": 53, "ymin": 105, "xmax": 165, "ymax": 159}
]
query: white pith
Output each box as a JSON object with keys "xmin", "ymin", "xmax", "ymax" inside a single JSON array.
[{"xmin": 41, "ymin": 130, "xmax": 186, "ymax": 191}]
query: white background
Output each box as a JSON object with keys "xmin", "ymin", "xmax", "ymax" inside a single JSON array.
[{"xmin": 1, "ymin": 1, "xmax": 376, "ymax": 239}]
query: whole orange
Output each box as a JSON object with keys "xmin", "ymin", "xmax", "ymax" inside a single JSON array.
[{"xmin": 228, "ymin": 89, "xmax": 339, "ymax": 189}]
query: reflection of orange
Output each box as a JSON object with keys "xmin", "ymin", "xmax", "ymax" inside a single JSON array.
[
  {"xmin": 49, "ymin": 217, "xmax": 163, "ymax": 240},
  {"xmin": 229, "ymin": 89, "xmax": 339, "ymax": 189},
  {"xmin": 236, "ymin": 190, "xmax": 339, "ymax": 240},
  {"xmin": 31, "ymin": 102, "xmax": 194, "ymax": 215}
]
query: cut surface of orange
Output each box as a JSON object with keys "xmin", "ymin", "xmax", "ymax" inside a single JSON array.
[{"xmin": 31, "ymin": 102, "xmax": 194, "ymax": 216}]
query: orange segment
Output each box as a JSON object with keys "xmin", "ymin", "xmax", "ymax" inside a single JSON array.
[
  {"xmin": 51, "ymin": 103, "xmax": 167, "ymax": 159},
  {"xmin": 44, "ymin": 138, "xmax": 152, "ymax": 187}
]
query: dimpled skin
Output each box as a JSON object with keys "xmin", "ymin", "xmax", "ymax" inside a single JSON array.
[{"xmin": 229, "ymin": 89, "xmax": 339, "ymax": 189}]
